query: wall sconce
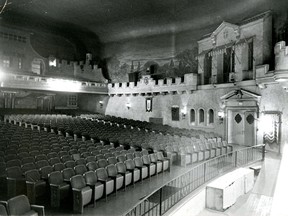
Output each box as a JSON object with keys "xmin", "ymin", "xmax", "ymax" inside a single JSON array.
[
  {"xmin": 218, "ymin": 110, "xmax": 225, "ymax": 123},
  {"xmin": 126, "ymin": 103, "xmax": 131, "ymax": 110},
  {"xmin": 181, "ymin": 106, "xmax": 187, "ymax": 119},
  {"xmin": 99, "ymin": 101, "xmax": 103, "ymax": 108}
]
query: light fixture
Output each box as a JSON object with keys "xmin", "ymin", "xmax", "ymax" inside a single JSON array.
[
  {"xmin": 218, "ymin": 110, "xmax": 225, "ymax": 123},
  {"xmin": 126, "ymin": 103, "xmax": 131, "ymax": 110},
  {"xmin": 99, "ymin": 101, "xmax": 103, "ymax": 108},
  {"xmin": 181, "ymin": 106, "xmax": 187, "ymax": 119}
]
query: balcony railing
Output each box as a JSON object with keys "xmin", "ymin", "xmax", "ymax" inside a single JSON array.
[
  {"xmin": 0, "ymin": 73, "xmax": 108, "ymax": 94},
  {"xmin": 124, "ymin": 144, "xmax": 265, "ymax": 216}
]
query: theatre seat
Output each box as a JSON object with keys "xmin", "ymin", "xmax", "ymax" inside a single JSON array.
[
  {"xmin": 116, "ymin": 162, "xmax": 132, "ymax": 188},
  {"xmin": 106, "ymin": 164, "xmax": 124, "ymax": 193},
  {"xmin": 149, "ymin": 153, "xmax": 163, "ymax": 174},
  {"xmin": 25, "ymin": 169, "xmax": 46, "ymax": 204},
  {"xmin": 62, "ymin": 167, "xmax": 76, "ymax": 183},
  {"xmin": 84, "ymin": 171, "xmax": 104, "ymax": 205},
  {"xmin": 96, "ymin": 168, "xmax": 114, "ymax": 201},
  {"xmin": 133, "ymin": 157, "xmax": 148, "ymax": 181},
  {"xmin": 156, "ymin": 152, "xmax": 170, "ymax": 172},
  {"xmin": 142, "ymin": 155, "xmax": 156, "ymax": 177},
  {"xmin": 7, "ymin": 195, "xmax": 45, "ymax": 216},
  {"xmin": 125, "ymin": 159, "xmax": 141, "ymax": 184},
  {"xmin": 74, "ymin": 164, "xmax": 88, "ymax": 175},
  {"xmin": 48, "ymin": 171, "xmax": 70, "ymax": 208},
  {"xmin": 6, "ymin": 166, "xmax": 26, "ymax": 198},
  {"xmin": 70, "ymin": 175, "xmax": 93, "ymax": 214}
]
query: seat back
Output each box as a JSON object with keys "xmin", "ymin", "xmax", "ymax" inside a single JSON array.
[
  {"xmin": 156, "ymin": 152, "xmax": 165, "ymax": 160},
  {"xmin": 134, "ymin": 157, "xmax": 143, "ymax": 167},
  {"xmin": 21, "ymin": 157, "xmax": 35, "ymax": 164},
  {"xmin": 116, "ymin": 162, "xmax": 127, "ymax": 173},
  {"xmin": 39, "ymin": 165, "xmax": 53, "ymax": 179},
  {"xmin": 96, "ymin": 168, "xmax": 108, "ymax": 180},
  {"xmin": 21, "ymin": 163, "xmax": 36, "ymax": 174},
  {"xmin": 97, "ymin": 159, "xmax": 108, "ymax": 168},
  {"xmin": 36, "ymin": 160, "xmax": 49, "ymax": 169},
  {"xmin": 86, "ymin": 161, "xmax": 98, "ymax": 171},
  {"xmin": 7, "ymin": 195, "xmax": 31, "ymax": 215},
  {"xmin": 107, "ymin": 157, "xmax": 117, "ymax": 165},
  {"xmin": 75, "ymin": 158, "xmax": 86, "ymax": 165},
  {"xmin": 85, "ymin": 156, "xmax": 96, "ymax": 163},
  {"xmin": 6, "ymin": 166, "xmax": 23, "ymax": 178},
  {"xmin": 35, "ymin": 154, "xmax": 48, "ymax": 162},
  {"xmin": 25, "ymin": 169, "xmax": 41, "ymax": 182},
  {"xmin": 141, "ymin": 149, "xmax": 149, "ymax": 155},
  {"xmin": 49, "ymin": 171, "xmax": 64, "ymax": 185},
  {"xmin": 53, "ymin": 163, "xmax": 65, "ymax": 171},
  {"xmin": 142, "ymin": 155, "xmax": 151, "ymax": 165},
  {"xmin": 6, "ymin": 159, "xmax": 21, "ymax": 168},
  {"xmin": 49, "ymin": 157, "xmax": 61, "ymax": 166},
  {"xmin": 106, "ymin": 164, "xmax": 117, "ymax": 177},
  {"xmin": 74, "ymin": 164, "xmax": 87, "ymax": 175},
  {"xmin": 134, "ymin": 152, "xmax": 142, "ymax": 158},
  {"xmin": 61, "ymin": 155, "xmax": 72, "ymax": 163},
  {"xmin": 84, "ymin": 171, "xmax": 97, "ymax": 185},
  {"xmin": 70, "ymin": 175, "xmax": 86, "ymax": 189},
  {"xmin": 126, "ymin": 153, "xmax": 134, "ymax": 160},
  {"xmin": 64, "ymin": 160, "xmax": 75, "ymax": 168},
  {"xmin": 125, "ymin": 159, "xmax": 135, "ymax": 170},
  {"xmin": 117, "ymin": 155, "xmax": 126, "ymax": 163},
  {"xmin": 149, "ymin": 153, "xmax": 157, "ymax": 163},
  {"xmin": 62, "ymin": 168, "xmax": 75, "ymax": 181}
]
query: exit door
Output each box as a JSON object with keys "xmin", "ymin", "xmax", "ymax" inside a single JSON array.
[{"xmin": 228, "ymin": 110, "xmax": 256, "ymax": 146}]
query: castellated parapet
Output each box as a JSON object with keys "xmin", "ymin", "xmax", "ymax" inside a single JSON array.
[
  {"xmin": 46, "ymin": 57, "xmax": 107, "ymax": 83},
  {"xmin": 275, "ymin": 41, "xmax": 288, "ymax": 71}
]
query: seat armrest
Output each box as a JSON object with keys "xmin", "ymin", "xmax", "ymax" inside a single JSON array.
[
  {"xmin": 86, "ymin": 183, "xmax": 96, "ymax": 187},
  {"xmin": 109, "ymin": 175, "xmax": 117, "ymax": 180},
  {"xmin": 72, "ymin": 188, "xmax": 82, "ymax": 192},
  {"xmin": 0, "ymin": 201, "xmax": 7, "ymax": 208},
  {"xmin": 31, "ymin": 205, "xmax": 45, "ymax": 216},
  {"xmin": 98, "ymin": 178, "xmax": 108, "ymax": 183},
  {"xmin": 50, "ymin": 184, "xmax": 60, "ymax": 188}
]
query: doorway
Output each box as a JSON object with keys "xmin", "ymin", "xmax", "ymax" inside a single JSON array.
[{"xmin": 227, "ymin": 109, "xmax": 256, "ymax": 146}]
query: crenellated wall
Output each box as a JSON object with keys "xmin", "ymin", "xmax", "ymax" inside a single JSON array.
[
  {"xmin": 0, "ymin": 24, "xmax": 107, "ymax": 82},
  {"xmin": 275, "ymin": 41, "xmax": 288, "ymax": 71},
  {"xmin": 45, "ymin": 58, "xmax": 107, "ymax": 82},
  {"xmin": 108, "ymin": 73, "xmax": 197, "ymax": 95}
]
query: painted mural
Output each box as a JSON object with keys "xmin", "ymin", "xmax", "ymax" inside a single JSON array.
[{"xmin": 106, "ymin": 47, "xmax": 198, "ymax": 83}]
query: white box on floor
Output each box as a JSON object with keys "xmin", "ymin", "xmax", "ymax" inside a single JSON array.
[{"xmin": 206, "ymin": 168, "xmax": 254, "ymax": 211}]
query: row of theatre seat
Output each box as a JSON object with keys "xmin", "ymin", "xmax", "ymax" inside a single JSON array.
[
  {"xmin": 3, "ymin": 114, "xmax": 229, "ymax": 162},
  {"xmin": 79, "ymin": 114, "xmax": 217, "ymax": 138},
  {"xmin": 0, "ymin": 121, "xmax": 170, "ymax": 213}
]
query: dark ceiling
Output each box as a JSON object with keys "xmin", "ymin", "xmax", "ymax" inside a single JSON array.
[{"xmin": 1, "ymin": 0, "xmax": 288, "ymax": 44}]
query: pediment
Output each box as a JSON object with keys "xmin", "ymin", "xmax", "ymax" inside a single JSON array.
[
  {"xmin": 210, "ymin": 22, "xmax": 240, "ymax": 46},
  {"xmin": 212, "ymin": 21, "xmax": 239, "ymax": 37},
  {"xmin": 220, "ymin": 89, "xmax": 261, "ymax": 101}
]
